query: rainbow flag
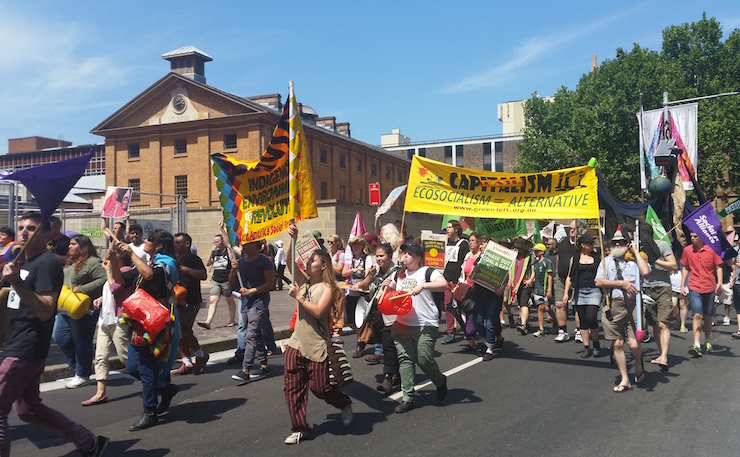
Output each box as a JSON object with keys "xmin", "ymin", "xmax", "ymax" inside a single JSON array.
[{"xmin": 211, "ymin": 83, "xmax": 317, "ymax": 245}]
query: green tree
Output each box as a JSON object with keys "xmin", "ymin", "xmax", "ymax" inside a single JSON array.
[{"xmin": 517, "ymin": 14, "xmax": 739, "ymax": 203}]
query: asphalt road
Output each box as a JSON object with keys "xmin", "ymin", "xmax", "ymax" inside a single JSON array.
[{"xmin": 8, "ymin": 323, "xmax": 740, "ymax": 457}]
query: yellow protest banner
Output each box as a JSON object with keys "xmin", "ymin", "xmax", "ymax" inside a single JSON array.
[{"xmin": 404, "ymin": 156, "xmax": 599, "ymax": 220}]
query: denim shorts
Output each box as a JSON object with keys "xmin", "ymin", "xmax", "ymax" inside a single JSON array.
[
  {"xmin": 576, "ymin": 287, "xmax": 602, "ymax": 306},
  {"xmin": 688, "ymin": 289, "xmax": 715, "ymax": 316}
]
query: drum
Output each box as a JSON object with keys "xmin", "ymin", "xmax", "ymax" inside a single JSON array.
[
  {"xmin": 377, "ymin": 290, "xmax": 413, "ymax": 316},
  {"xmin": 57, "ymin": 285, "xmax": 91, "ymax": 319},
  {"xmin": 355, "ymin": 295, "xmax": 369, "ymax": 327}
]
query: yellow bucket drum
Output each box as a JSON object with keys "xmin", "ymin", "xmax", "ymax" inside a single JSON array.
[{"xmin": 57, "ymin": 285, "xmax": 90, "ymax": 319}]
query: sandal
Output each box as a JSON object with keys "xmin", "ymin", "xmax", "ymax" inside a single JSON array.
[
  {"xmin": 650, "ymin": 358, "xmax": 669, "ymax": 371},
  {"xmin": 226, "ymin": 322, "xmax": 236, "ymax": 327},
  {"xmin": 613, "ymin": 384, "xmax": 632, "ymax": 393},
  {"xmin": 197, "ymin": 322, "xmax": 211, "ymax": 330}
]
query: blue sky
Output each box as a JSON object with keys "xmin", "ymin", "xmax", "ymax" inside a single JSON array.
[{"xmin": 1, "ymin": 1, "xmax": 738, "ymax": 154}]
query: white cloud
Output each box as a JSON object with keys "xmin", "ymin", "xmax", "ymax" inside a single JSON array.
[{"xmin": 444, "ymin": 8, "xmax": 640, "ymax": 94}]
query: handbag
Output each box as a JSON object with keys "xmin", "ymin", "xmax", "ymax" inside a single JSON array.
[
  {"xmin": 326, "ymin": 338, "xmax": 353, "ymax": 387},
  {"xmin": 122, "ymin": 287, "xmax": 171, "ymax": 336},
  {"xmin": 174, "ymin": 284, "xmax": 187, "ymax": 306},
  {"xmin": 452, "ymin": 281, "xmax": 471, "ymax": 302}
]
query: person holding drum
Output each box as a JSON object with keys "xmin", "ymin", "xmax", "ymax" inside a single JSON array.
[
  {"xmin": 53, "ymin": 235, "xmax": 107, "ymax": 389},
  {"xmin": 383, "ymin": 242, "xmax": 450, "ymax": 413}
]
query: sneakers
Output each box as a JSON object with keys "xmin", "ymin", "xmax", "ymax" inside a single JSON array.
[
  {"xmin": 723, "ymin": 317, "xmax": 731, "ymax": 326},
  {"xmin": 340, "ymin": 405, "xmax": 353, "ymax": 426},
  {"xmin": 171, "ymin": 364, "xmax": 193, "ymax": 376},
  {"xmin": 705, "ymin": 342, "xmax": 713, "ymax": 353},
  {"xmin": 581, "ymin": 348, "xmax": 593, "ymax": 358},
  {"xmin": 516, "ymin": 324, "xmax": 528, "ymax": 335},
  {"xmin": 284, "ymin": 431, "xmax": 305, "ymax": 445},
  {"xmin": 482, "ymin": 351, "xmax": 494, "ymax": 361},
  {"xmin": 680, "ymin": 326, "xmax": 689, "ymax": 333},
  {"xmin": 436, "ymin": 375, "xmax": 448, "ymax": 402},
  {"xmin": 440, "ymin": 333, "xmax": 455, "ymax": 345},
  {"xmin": 493, "ymin": 337, "xmax": 504, "ymax": 349},
  {"xmin": 533, "ymin": 329, "xmax": 546, "ymax": 337},
  {"xmin": 352, "ymin": 345, "xmax": 366, "ymax": 358},
  {"xmin": 689, "ymin": 344, "xmax": 703, "ymax": 357},
  {"xmin": 364, "ymin": 354, "xmax": 384, "ymax": 365},
  {"xmin": 231, "ymin": 370, "xmax": 250, "ymax": 382},
  {"xmin": 732, "ymin": 331, "xmax": 740, "ymax": 339},
  {"xmin": 65, "ymin": 376, "xmax": 90, "ymax": 389},
  {"xmin": 555, "ymin": 330, "xmax": 570, "ymax": 342},
  {"xmin": 81, "ymin": 435, "xmax": 109, "ymax": 457},
  {"xmin": 250, "ymin": 366, "xmax": 270, "ymax": 379},
  {"xmin": 574, "ymin": 330, "xmax": 582, "ymax": 343},
  {"xmin": 192, "ymin": 353, "xmax": 210, "ymax": 375},
  {"xmin": 227, "ymin": 355, "xmax": 244, "ymax": 365},
  {"xmin": 508, "ymin": 315, "xmax": 516, "ymax": 328},
  {"xmin": 394, "ymin": 400, "xmax": 416, "ymax": 413}
]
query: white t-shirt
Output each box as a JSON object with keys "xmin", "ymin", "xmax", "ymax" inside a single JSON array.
[
  {"xmin": 391, "ymin": 266, "xmax": 442, "ymax": 327},
  {"xmin": 347, "ymin": 254, "xmax": 376, "ymax": 297},
  {"xmin": 129, "ymin": 242, "xmax": 150, "ymax": 262}
]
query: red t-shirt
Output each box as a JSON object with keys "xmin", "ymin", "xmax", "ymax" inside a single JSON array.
[{"xmin": 682, "ymin": 244, "xmax": 722, "ymax": 293}]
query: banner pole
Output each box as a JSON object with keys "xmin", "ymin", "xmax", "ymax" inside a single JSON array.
[{"xmin": 597, "ymin": 213, "xmax": 610, "ymax": 311}]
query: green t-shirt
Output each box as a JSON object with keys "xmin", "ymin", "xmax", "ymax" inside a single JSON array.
[{"xmin": 533, "ymin": 257, "xmax": 552, "ymax": 296}]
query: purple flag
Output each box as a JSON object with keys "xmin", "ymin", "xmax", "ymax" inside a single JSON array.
[
  {"xmin": 683, "ymin": 201, "xmax": 727, "ymax": 258},
  {"xmin": 0, "ymin": 151, "xmax": 94, "ymax": 220}
]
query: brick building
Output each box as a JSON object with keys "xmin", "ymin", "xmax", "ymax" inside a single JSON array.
[
  {"xmin": 91, "ymin": 46, "xmax": 413, "ymax": 211},
  {"xmin": 89, "ymin": 47, "xmax": 440, "ymax": 247}
]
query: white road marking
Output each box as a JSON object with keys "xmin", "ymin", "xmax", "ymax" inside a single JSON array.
[{"xmin": 388, "ymin": 357, "xmax": 483, "ymax": 401}]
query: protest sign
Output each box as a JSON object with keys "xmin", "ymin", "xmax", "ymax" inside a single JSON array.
[{"xmin": 470, "ymin": 241, "xmax": 517, "ymax": 291}]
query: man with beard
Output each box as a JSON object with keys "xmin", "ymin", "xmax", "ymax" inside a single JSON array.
[{"xmin": 595, "ymin": 231, "xmax": 650, "ymax": 392}]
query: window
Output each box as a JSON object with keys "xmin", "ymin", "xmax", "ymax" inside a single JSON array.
[
  {"xmin": 357, "ymin": 188, "xmax": 362, "ymax": 204},
  {"xmin": 456, "ymin": 145, "xmax": 464, "ymax": 168},
  {"xmin": 357, "ymin": 159, "xmax": 363, "ymax": 173},
  {"xmin": 339, "ymin": 154, "xmax": 346, "ymax": 169},
  {"xmin": 483, "ymin": 142, "xmax": 492, "ymax": 170},
  {"xmin": 321, "ymin": 181, "xmax": 328, "ymax": 199},
  {"xmin": 128, "ymin": 143, "xmax": 140, "ymax": 159},
  {"xmin": 407, "ymin": 149, "xmax": 415, "ymax": 160},
  {"xmin": 175, "ymin": 139, "xmax": 187, "ymax": 155},
  {"xmin": 339, "ymin": 185, "xmax": 347, "ymax": 200},
  {"xmin": 385, "ymin": 167, "xmax": 391, "ymax": 181},
  {"xmin": 495, "ymin": 141, "xmax": 504, "ymax": 172},
  {"xmin": 418, "ymin": 147, "xmax": 426, "ymax": 157},
  {"xmin": 175, "ymin": 175, "xmax": 188, "ymax": 199},
  {"xmin": 444, "ymin": 145, "xmax": 452, "ymax": 164},
  {"xmin": 128, "ymin": 179, "xmax": 140, "ymax": 203},
  {"xmin": 398, "ymin": 171, "xmax": 404, "ymax": 183},
  {"xmin": 371, "ymin": 163, "xmax": 377, "ymax": 177},
  {"xmin": 320, "ymin": 149, "xmax": 328, "ymax": 164},
  {"xmin": 223, "ymin": 134, "xmax": 237, "ymax": 150}
]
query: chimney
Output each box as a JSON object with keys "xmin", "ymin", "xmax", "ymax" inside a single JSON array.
[
  {"xmin": 162, "ymin": 46, "xmax": 213, "ymax": 84},
  {"xmin": 591, "ymin": 54, "xmax": 598, "ymax": 72},
  {"xmin": 336, "ymin": 122, "xmax": 351, "ymax": 137}
]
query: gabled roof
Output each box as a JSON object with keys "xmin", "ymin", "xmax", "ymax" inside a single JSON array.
[{"xmin": 90, "ymin": 72, "xmax": 269, "ymax": 135}]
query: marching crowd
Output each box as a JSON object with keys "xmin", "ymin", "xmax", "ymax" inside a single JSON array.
[{"xmin": 1, "ymin": 210, "xmax": 739, "ymax": 454}]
